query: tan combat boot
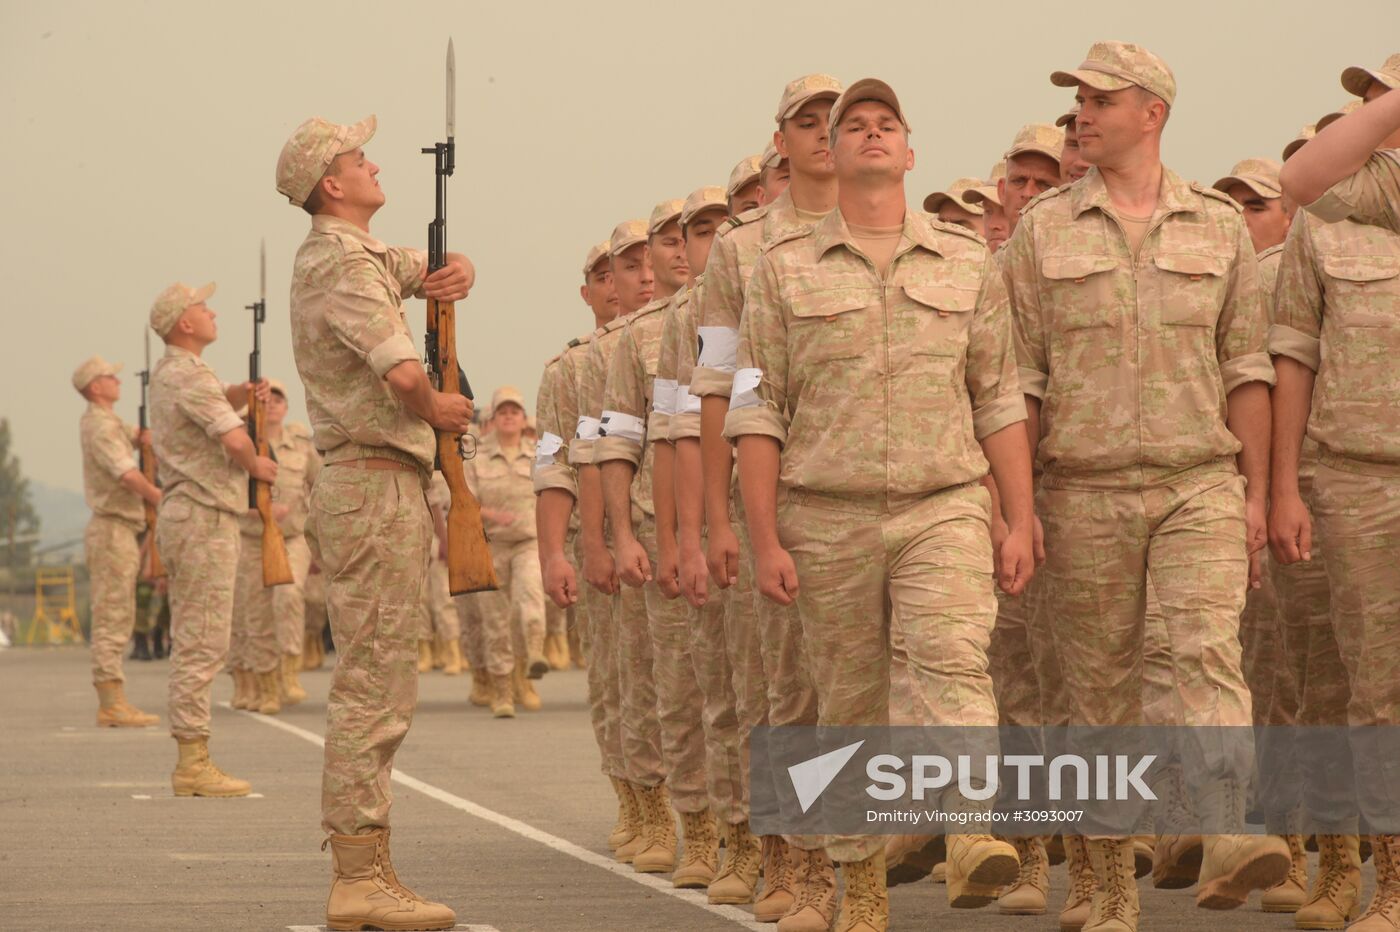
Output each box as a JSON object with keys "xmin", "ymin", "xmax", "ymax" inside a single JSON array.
[
  {"xmin": 1082, "ymin": 837, "xmax": 1139, "ymax": 931},
  {"xmin": 883, "ymin": 834, "xmax": 944, "ymax": 886},
  {"xmin": 707, "ymin": 821, "xmax": 761, "ymax": 906},
  {"xmin": 440, "ymin": 639, "xmax": 463, "ymax": 676},
  {"xmin": 833, "ymin": 850, "xmax": 888, "ymax": 932},
  {"xmin": 95, "ymin": 681, "xmax": 158, "ymax": 727},
  {"xmin": 1061, "ymin": 834, "xmax": 1098, "ymax": 930},
  {"xmin": 489, "ymin": 672, "xmax": 514, "ymax": 719},
  {"xmin": 930, "ymin": 862, "xmax": 947, "ymax": 883},
  {"xmin": 545, "ymin": 632, "xmax": 569, "ymax": 671},
  {"xmin": 512, "ymin": 659, "xmax": 542, "ymax": 712},
  {"xmin": 1196, "ymin": 833, "xmax": 1291, "ymax": 909},
  {"xmin": 324, "ymin": 829, "xmax": 455, "ymax": 932},
  {"xmin": 1046, "ymin": 834, "xmax": 1067, "ymax": 866},
  {"xmin": 998, "ymin": 835, "xmax": 1049, "ymax": 915},
  {"xmin": 1260, "ymin": 833, "xmax": 1308, "ymax": 913},
  {"xmin": 171, "ymin": 738, "xmax": 251, "ymax": 797},
  {"xmin": 944, "ymin": 833, "xmax": 1020, "ymax": 909},
  {"xmin": 608, "ymin": 777, "xmax": 641, "ymax": 852},
  {"xmin": 468, "ymin": 669, "xmax": 491, "ymax": 707},
  {"xmin": 673, "ymin": 809, "xmax": 719, "ymax": 888},
  {"xmin": 750, "ymin": 834, "xmax": 793, "ymax": 918},
  {"xmin": 230, "ymin": 669, "xmax": 253, "ymax": 710},
  {"xmin": 302, "ymin": 631, "xmax": 323, "ymax": 671},
  {"xmin": 632, "ymin": 784, "xmax": 678, "ymax": 874},
  {"xmin": 256, "ymin": 670, "xmax": 282, "ymax": 715},
  {"xmin": 281, "ymin": 654, "xmax": 308, "ymax": 705},
  {"xmin": 417, "ymin": 639, "xmax": 434, "ymax": 673},
  {"xmin": 1129, "ymin": 836, "xmax": 1154, "ymax": 879},
  {"xmin": 1295, "ymin": 833, "xmax": 1361, "ymax": 929},
  {"xmin": 778, "ymin": 846, "xmax": 837, "ymax": 931},
  {"xmin": 1350, "ymin": 834, "xmax": 1400, "ymax": 932},
  {"xmin": 1152, "ymin": 762, "xmax": 1203, "ymax": 889}
]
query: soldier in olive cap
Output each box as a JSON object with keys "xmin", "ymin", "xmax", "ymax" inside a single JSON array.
[{"xmin": 277, "ymin": 113, "xmax": 475, "ymax": 931}]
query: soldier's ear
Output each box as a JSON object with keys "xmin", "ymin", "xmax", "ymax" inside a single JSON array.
[{"xmin": 906, "ymin": 146, "xmax": 915, "ymax": 172}]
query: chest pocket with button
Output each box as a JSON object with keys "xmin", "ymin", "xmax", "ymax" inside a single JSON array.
[
  {"xmin": 787, "ymin": 287, "xmax": 875, "ymax": 416},
  {"xmin": 904, "ymin": 284, "xmax": 976, "ymax": 358},
  {"xmin": 1040, "ymin": 255, "xmax": 1120, "ymax": 331},
  {"xmin": 1154, "ymin": 252, "xmax": 1230, "ymax": 327},
  {"xmin": 1323, "ymin": 255, "xmax": 1400, "ymax": 328}
]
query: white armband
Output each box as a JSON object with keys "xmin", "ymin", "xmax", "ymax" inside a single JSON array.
[
  {"xmin": 728, "ymin": 368, "xmax": 764, "ymax": 411},
  {"xmin": 535, "ymin": 432, "xmax": 563, "ymax": 465},
  {"xmin": 677, "ymin": 384, "xmax": 702, "ymax": 415},
  {"xmin": 651, "ymin": 378, "xmax": 679, "ymax": 416},
  {"xmin": 696, "ymin": 326, "xmax": 739, "ymax": 372},
  {"xmin": 575, "ymin": 416, "xmax": 601, "ymax": 441},
  {"xmin": 600, "ymin": 410, "xmax": 645, "ymax": 443}
]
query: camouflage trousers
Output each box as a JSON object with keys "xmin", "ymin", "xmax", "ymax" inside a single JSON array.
[
  {"xmin": 1270, "ymin": 465, "xmax": 1350, "ymax": 828},
  {"xmin": 473, "ymin": 538, "xmax": 545, "ymax": 676},
  {"xmin": 780, "ymin": 482, "xmax": 1000, "ymax": 863},
  {"xmin": 85, "ymin": 515, "xmax": 142, "ymax": 684},
  {"xmin": 1312, "ymin": 455, "xmax": 1400, "ymax": 829},
  {"xmin": 232, "ymin": 532, "xmax": 313, "ymax": 673},
  {"xmin": 420, "ymin": 546, "xmax": 460, "ymax": 643},
  {"xmin": 987, "ymin": 576, "xmax": 1070, "ymax": 728},
  {"xmin": 546, "ymin": 596, "xmax": 568, "ymax": 638},
  {"xmin": 726, "ymin": 501, "xmax": 770, "ymax": 824},
  {"xmin": 307, "ymin": 467, "xmax": 431, "ymax": 835},
  {"xmin": 304, "ymin": 567, "xmax": 328, "ymax": 641},
  {"xmin": 1038, "ymin": 462, "xmax": 1256, "ymax": 792},
  {"xmin": 457, "ymin": 591, "xmax": 484, "ymax": 669},
  {"xmin": 689, "ymin": 532, "xmax": 742, "ymax": 824},
  {"xmin": 575, "ymin": 533, "xmax": 625, "ymax": 779},
  {"xmin": 158, "ymin": 497, "xmax": 241, "ymax": 741}
]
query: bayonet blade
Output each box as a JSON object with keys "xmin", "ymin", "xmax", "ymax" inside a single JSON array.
[
  {"xmin": 259, "ymin": 238, "xmax": 267, "ymax": 304},
  {"xmin": 446, "ymin": 38, "xmax": 456, "ymax": 140}
]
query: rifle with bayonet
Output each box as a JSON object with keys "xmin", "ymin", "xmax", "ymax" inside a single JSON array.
[
  {"xmin": 138, "ymin": 332, "xmax": 164, "ymax": 579},
  {"xmin": 247, "ymin": 239, "xmax": 294, "ymax": 587},
  {"xmin": 423, "ymin": 37, "xmax": 497, "ymax": 595}
]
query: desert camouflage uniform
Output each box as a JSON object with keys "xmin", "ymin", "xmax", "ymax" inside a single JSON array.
[
  {"xmin": 583, "ymin": 298, "xmax": 668, "ymax": 794},
  {"xmin": 464, "ymin": 432, "xmax": 544, "ymax": 674},
  {"xmin": 79, "ymin": 404, "xmax": 146, "ymax": 685},
  {"xmin": 233, "ymin": 421, "xmax": 319, "ymax": 674},
  {"xmin": 535, "ymin": 331, "xmax": 624, "ymax": 777},
  {"xmin": 596, "ymin": 285, "xmax": 731, "ymax": 816},
  {"xmin": 727, "ymin": 207, "xmax": 1025, "ymax": 862},
  {"xmin": 1306, "ymin": 148, "xmax": 1400, "ymax": 235},
  {"xmin": 421, "ymin": 474, "xmax": 461, "ymax": 645},
  {"xmin": 1270, "ymin": 207, "xmax": 1400, "ymax": 829},
  {"xmin": 693, "ymin": 191, "xmax": 823, "ymax": 830},
  {"xmin": 1005, "ymin": 168, "xmax": 1275, "ymax": 799},
  {"xmin": 291, "ymin": 214, "xmax": 435, "ymax": 836},
  {"xmin": 150, "ymin": 346, "xmax": 246, "ymax": 740}
]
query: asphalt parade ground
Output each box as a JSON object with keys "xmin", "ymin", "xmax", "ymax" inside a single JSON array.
[{"xmin": 1, "ymin": 647, "xmax": 1374, "ymax": 931}]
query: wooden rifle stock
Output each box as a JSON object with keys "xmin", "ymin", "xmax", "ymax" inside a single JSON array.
[
  {"xmin": 139, "ymin": 438, "xmax": 164, "ymax": 579},
  {"xmin": 429, "ymin": 295, "xmax": 497, "ymax": 594},
  {"xmin": 251, "ymin": 392, "xmax": 294, "ymax": 587}
]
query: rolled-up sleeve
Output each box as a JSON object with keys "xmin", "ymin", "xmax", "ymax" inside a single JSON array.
[
  {"xmin": 327, "ymin": 255, "xmax": 421, "ymax": 379},
  {"xmin": 92, "ymin": 418, "xmax": 138, "ymax": 478},
  {"xmin": 1002, "ymin": 218, "xmax": 1049, "ymax": 402},
  {"xmin": 692, "ymin": 229, "xmax": 744, "ymax": 398},
  {"xmin": 1305, "ymin": 150, "xmax": 1400, "ymax": 234},
  {"xmin": 1216, "ymin": 218, "xmax": 1277, "ymax": 394},
  {"xmin": 1268, "ymin": 215, "xmax": 1325, "ymax": 373},
  {"xmin": 966, "ymin": 256, "xmax": 1028, "ymax": 440},
  {"xmin": 724, "ymin": 255, "xmax": 789, "ymax": 444},
  {"xmin": 177, "ymin": 366, "xmax": 244, "ymax": 439},
  {"xmin": 595, "ymin": 323, "xmax": 645, "ymax": 469}
]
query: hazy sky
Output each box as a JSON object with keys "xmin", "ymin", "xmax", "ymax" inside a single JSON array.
[{"xmin": 3, "ymin": 1, "xmax": 1396, "ymax": 493}]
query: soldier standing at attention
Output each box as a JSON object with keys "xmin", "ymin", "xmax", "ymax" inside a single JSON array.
[
  {"xmin": 1273, "ymin": 53, "xmax": 1400, "ymax": 932},
  {"xmin": 231, "ymin": 377, "xmax": 320, "ymax": 715},
  {"xmin": 728, "ymin": 78, "xmax": 1036, "ymax": 931},
  {"xmin": 277, "ymin": 114, "xmax": 475, "ymax": 931},
  {"xmin": 74, "ymin": 355, "xmax": 162, "ymax": 727},
  {"xmin": 149, "ymin": 282, "xmax": 277, "ymax": 798},
  {"xmin": 1003, "ymin": 42, "xmax": 1286, "ymax": 928}
]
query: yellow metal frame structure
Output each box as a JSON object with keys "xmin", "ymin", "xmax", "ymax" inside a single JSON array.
[{"xmin": 27, "ymin": 566, "xmax": 84, "ymax": 645}]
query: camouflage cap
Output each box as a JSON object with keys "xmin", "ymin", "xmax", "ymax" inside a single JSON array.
[
  {"xmin": 72, "ymin": 355, "xmax": 122, "ymax": 393},
  {"xmin": 989, "ymin": 160, "xmax": 1007, "ymax": 183},
  {"xmin": 583, "ymin": 239, "xmax": 611, "ymax": 276},
  {"xmin": 608, "ymin": 219, "xmax": 649, "ymax": 257},
  {"xmin": 1317, "ymin": 99, "xmax": 1363, "ymax": 133},
  {"xmin": 1055, "ymin": 106, "xmax": 1080, "ymax": 129},
  {"xmin": 760, "ymin": 142, "xmax": 783, "ymax": 169},
  {"xmin": 1050, "ymin": 41, "xmax": 1176, "ymax": 107},
  {"xmin": 267, "ymin": 377, "xmax": 289, "ymax": 397},
  {"xmin": 775, "ymin": 73, "xmax": 844, "ymax": 124},
  {"xmin": 491, "ymin": 384, "xmax": 526, "ymax": 413},
  {"xmin": 1005, "ymin": 123, "xmax": 1065, "ymax": 164},
  {"xmin": 1213, "ymin": 158, "xmax": 1283, "ymax": 200},
  {"xmin": 963, "ymin": 181, "xmax": 1003, "ymax": 209},
  {"xmin": 681, "ymin": 186, "xmax": 729, "ymax": 227},
  {"xmin": 726, "ymin": 154, "xmax": 763, "ymax": 198},
  {"xmin": 922, "ymin": 177, "xmax": 986, "ymax": 215},
  {"xmin": 275, "ymin": 115, "xmax": 377, "ymax": 207},
  {"xmin": 829, "ymin": 78, "xmax": 910, "ymax": 135},
  {"xmin": 149, "ymin": 282, "xmax": 216, "ymax": 338},
  {"xmin": 1341, "ymin": 53, "xmax": 1400, "ymax": 98},
  {"xmin": 647, "ymin": 199, "xmax": 685, "ymax": 236},
  {"xmin": 1282, "ymin": 124, "xmax": 1317, "ymax": 162}
]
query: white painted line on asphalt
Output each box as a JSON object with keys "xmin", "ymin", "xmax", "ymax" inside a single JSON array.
[
  {"xmin": 235, "ymin": 706, "xmax": 767, "ymax": 930},
  {"xmin": 132, "ymin": 794, "xmax": 151, "ymax": 800}
]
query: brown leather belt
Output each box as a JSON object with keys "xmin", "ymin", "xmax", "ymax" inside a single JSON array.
[{"xmin": 327, "ymin": 457, "xmax": 418, "ymax": 473}]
